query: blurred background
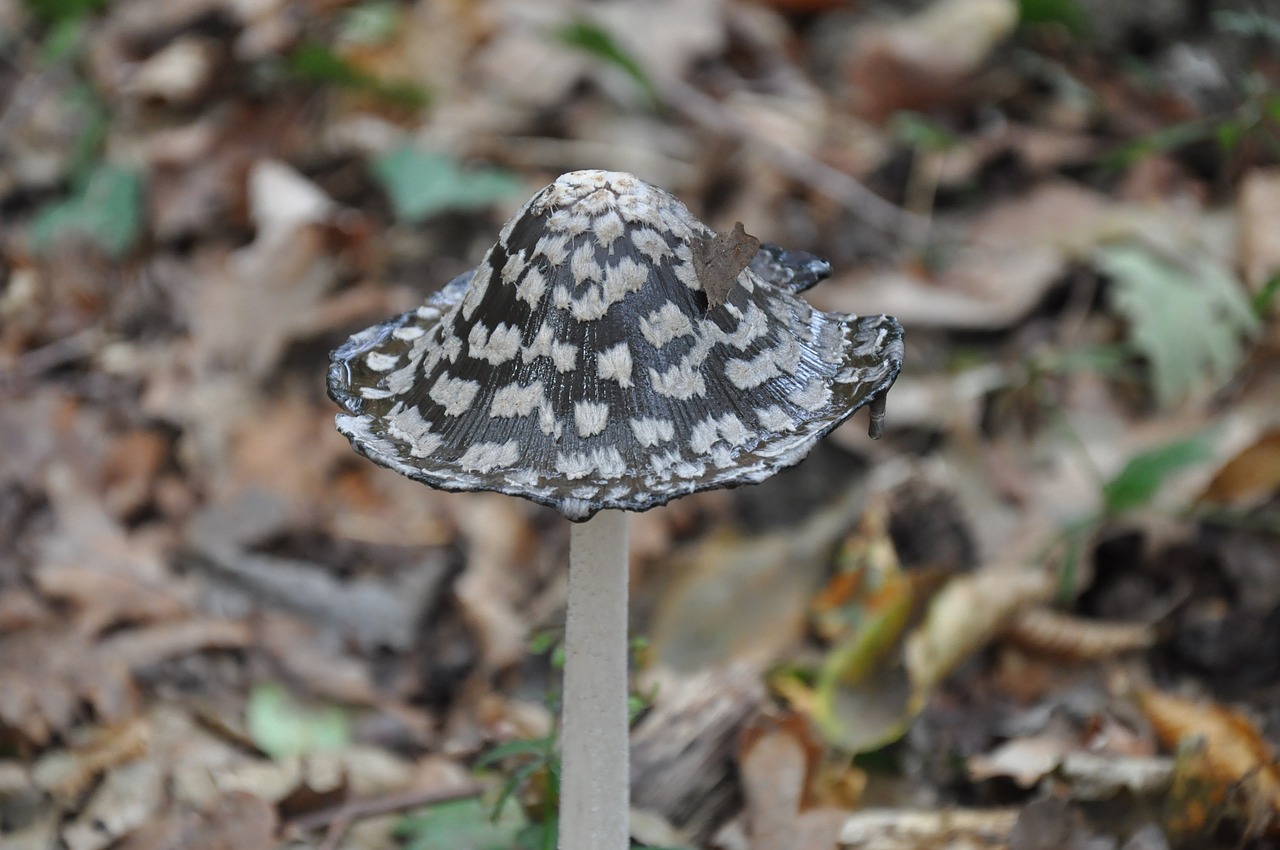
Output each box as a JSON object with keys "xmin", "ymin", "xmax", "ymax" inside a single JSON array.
[{"xmin": 2, "ymin": 0, "xmax": 1280, "ymax": 848}]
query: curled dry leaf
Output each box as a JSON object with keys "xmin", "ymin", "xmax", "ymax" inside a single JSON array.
[
  {"xmin": 905, "ymin": 567, "xmax": 1054, "ymax": 708},
  {"xmin": 1001, "ymin": 606, "xmax": 1156, "ymax": 660},
  {"xmin": 32, "ymin": 715, "xmax": 150, "ymax": 805},
  {"xmin": 1141, "ymin": 689, "xmax": 1280, "ymax": 835},
  {"xmin": 1198, "ymin": 428, "xmax": 1280, "ymax": 509},
  {"xmin": 61, "ymin": 758, "xmax": 164, "ymax": 850}
]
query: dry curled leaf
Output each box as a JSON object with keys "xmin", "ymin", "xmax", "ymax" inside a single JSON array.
[
  {"xmin": 1141, "ymin": 689, "xmax": 1280, "ymax": 836},
  {"xmin": 32, "ymin": 715, "xmax": 150, "ymax": 804},
  {"xmin": 1198, "ymin": 429, "xmax": 1280, "ymax": 508},
  {"xmin": 693, "ymin": 221, "xmax": 759, "ymax": 309},
  {"xmin": 905, "ymin": 566, "xmax": 1053, "ymax": 706},
  {"xmin": 1001, "ymin": 606, "xmax": 1156, "ymax": 660}
]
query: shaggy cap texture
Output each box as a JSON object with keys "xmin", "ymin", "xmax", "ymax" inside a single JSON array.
[{"xmin": 329, "ymin": 170, "xmax": 904, "ymax": 520}]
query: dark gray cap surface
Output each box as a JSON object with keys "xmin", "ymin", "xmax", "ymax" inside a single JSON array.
[{"xmin": 329, "ymin": 170, "xmax": 903, "ymax": 520}]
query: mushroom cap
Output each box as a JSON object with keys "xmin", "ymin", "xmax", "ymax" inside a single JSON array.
[{"xmin": 329, "ymin": 170, "xmax": 903, "ymax": 521}]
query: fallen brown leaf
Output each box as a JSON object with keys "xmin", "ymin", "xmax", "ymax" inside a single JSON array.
[
  {"xmin": 845, "ymin": 0, "xmax": 1018, "ymax": 121},
  {"xmin": 1142, "ymin": 689, "xmax": 1280, "ymax": 835},
  {"xmin": 1198, "ymin": 429, "xmax": 1280, "ymax": 508},
  {"xmin": 32, "ymin": 715, "xmax": 149, "ymax": 804},
  {"xmin": 114, "ymin": 790, "xmax": 280, "ymax": 850},
  {"xmin": 0, "ymin": 626, "xmax": 137, "ymax": 744}
]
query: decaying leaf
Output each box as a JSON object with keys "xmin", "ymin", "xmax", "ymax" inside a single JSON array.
[
  {"xmin": 1198, "ymin": 428, "xmax": 1280, "ymax": 508},
  {"xmin": 0, "ymin": 626, "xmax": 137, "ymax": 744},
  {"xmin": 845, "ymin": 0, "xmax": 1019, "ymax": 120},
  {"xmin": 692, "ymin": 221, "xmax": 760, "ymax": 309},
  {"xmin": 651, "ymin": 488, "xmax": 864, "ymax": 673},
  {"xmin": 1099, "ymin": 243, "xmax": 1259, "ymax": 408},
  {"xmin": 114, "ymin": 790, "xmax": 280, "ymax": 850},
  {"xmin": 32, "ymin": 716, "xmax": 150, "ymax": 804},
  {"xmin": 809, "ymin": 511, "xmax": 916, "ymax": 753},
  {"xmin": 905, "ymin": 567, "xmax": 1054, "ymax": 707},
  {"xmin": 1141, "ymin": 689, "xmax": 1280, "ymax": 835}
]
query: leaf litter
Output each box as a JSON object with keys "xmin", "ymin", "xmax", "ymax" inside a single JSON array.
[{"xmin": 2, "ymin": 0, "xmax": 1280, "ymax": 848}]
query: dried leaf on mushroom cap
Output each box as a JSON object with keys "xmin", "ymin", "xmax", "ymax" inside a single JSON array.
[{"xmin": 329, "ymin": 170, "xmax": 903, "ymax": 521}]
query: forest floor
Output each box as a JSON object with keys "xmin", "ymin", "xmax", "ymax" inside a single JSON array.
[{"xmin": 2, "ymin": 0, "xmax": 1280, "ymax": 848}]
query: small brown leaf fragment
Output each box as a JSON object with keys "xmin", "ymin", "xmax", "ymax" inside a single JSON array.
[{"xmin": 693, "ymin": 222, "xmax": 759, "ymax": 309}]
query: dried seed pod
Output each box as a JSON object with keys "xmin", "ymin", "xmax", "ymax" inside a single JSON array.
[{"xmin": 329, "ymin": 170, "xmax": 903, "ymax": 520}]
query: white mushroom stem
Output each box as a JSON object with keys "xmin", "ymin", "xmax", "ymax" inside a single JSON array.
[{"xmin": 560, "ymin": 509, "xmax": 630, "ymax": 850}]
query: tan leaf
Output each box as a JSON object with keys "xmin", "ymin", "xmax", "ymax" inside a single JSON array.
[
  {"xmin": 1142, "ymin": 689, "xmax": 1280, "ymax": 835},
  {"xmin": 692, "ymin": 222, "xmax": 760, "ymax": 309},
  {"xmin": 1239, "ymin": 168, "xmax": 1280, "ymax": 291},
  {"xmin": 905, "ymin": 567, "xmax": 1053, "ymax": 705},
  {"xmin": 1199, "ymin": 429, "xmax": 1280, "ymax": 508}
]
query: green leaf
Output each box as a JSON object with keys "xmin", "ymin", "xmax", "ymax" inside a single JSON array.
[
  {"xmin": 286, "ymin": 42, "xmax": 428, "ymax": 109},
  {"xmin": 1098, "ymin": 243, "xmax": 1259, "ymax": 408},
  {"xmin": 1104, "ymin": 119, "xmax": 1215, "ymax": 169},
  {"xmin": 31, "ymin": 164, "xmax": 141, "ymax": 258},
  {"xmin": 527, "ymin": 627, "xmax": 560, "ymax": 656},
  {"xmin": 371, "ymin": 147, "xmax": 523, "ymax": 222},
  {"xmin": 22, "ymin": 0, "xmax": 105, "ymax": 26},
  {"xmin": 1254, "ymin": 273, "xmax": 1280, "ymax": 318},
  {"xmin": 475, "ymin": 736, "xmax": 553, "ymax": 769},
  {"xmin": 1018, "ymin": 0, "xmax": 1090, "ymax": 35},
  {"xmin": 556, "ymin": 19, "xmax": 658, "ymax": 106},
  {"xmin": 890, "ymin": 112, "xmax": 959, "ymax": 152},
  {"xmin": 245, "ymin": 683, "xmax": 351, "ymax": 760},
  {"xmin": 514, "ymin": 817, "xmax": 557, "ymax": 850},
  {"xmin": 1102, "ymin": 433, "xmax": 1215, "ymax": 515},
  {"xmin": 397, "ymin": 798, "xmax": 527, "ymax": 850}
]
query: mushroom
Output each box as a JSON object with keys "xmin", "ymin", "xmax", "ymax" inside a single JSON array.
[{"xmin": 328, "ymin": 170, "xmax": 903, "ymax": 849}]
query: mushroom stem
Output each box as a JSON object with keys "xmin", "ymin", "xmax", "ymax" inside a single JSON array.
[{"xmin": 560, "ymin": 509, "xmax": 630, "ymax": 850}]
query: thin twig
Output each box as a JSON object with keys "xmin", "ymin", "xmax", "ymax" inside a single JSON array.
[
  {"xmin": 286, "ymin": 782, "xmax": 486, "ymax": 850},
  {"xmin": 659, "ymin": 78, "xmax": 931, "ymax": 245}
]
